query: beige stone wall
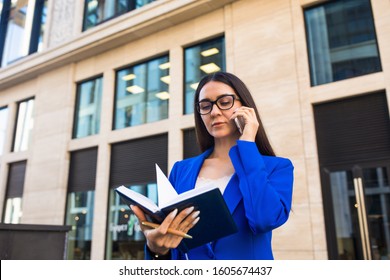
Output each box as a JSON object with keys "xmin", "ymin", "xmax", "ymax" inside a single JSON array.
[{"xmin": 0, "ymin": 0, "xmax": 388, "ymax": 260}]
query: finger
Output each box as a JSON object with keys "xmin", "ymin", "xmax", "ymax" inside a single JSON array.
[
  {"xmin": 169, "ymin": 206, "xmax": 195, "ymax": 228},
  {"xmin": 180, "ymin": 211, "xmax": 200, "ymax": 232},
  {"xmin": 186, "ymin": 216, "xmax": 200, "ymax": 231},
  {"xmin": 130, "ymin": 205, "xmax": 147, "ymax": 222},
  {"xmin": 233, "ymin": 108, "xmax": 256, "ymax": 123},
  {"xmin": 231, "ymin": 107, "xmax": 249, "ymax": 119},
  {"xmin": 131, "ymin": 205, "xmax": 154, "ymax": 233},
  {"xmin": 159, "ymin": 209, "xmax": 199, "ymax": 249},
  {"xmin": 164, "ymin": 215, "xmax": 201, "ymax": 249},
  {"xmin": 159, "ymin": 208, "xmax": 178, "ymax": 234}
]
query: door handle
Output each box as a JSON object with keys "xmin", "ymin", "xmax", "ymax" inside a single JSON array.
[{"xmin": 353, "ymin": 177, "xmax": 372, "ymax": 260}]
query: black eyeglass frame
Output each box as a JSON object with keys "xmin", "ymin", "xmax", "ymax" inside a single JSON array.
[{"xmin": 196, "ymin": 94, "xmax": 240, "ymax": 115}]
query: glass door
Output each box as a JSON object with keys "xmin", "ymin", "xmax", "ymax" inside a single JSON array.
[{"xmin": 325, "ymin": 163, "xmax": 390, "ymax": 260}]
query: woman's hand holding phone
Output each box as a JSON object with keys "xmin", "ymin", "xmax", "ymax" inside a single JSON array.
[
  {"xmin": 234, "ymin": 116, "xmax": 245, "ymax": 134},
  {"xmin": 232, "ymin": 107, "xmax": 259, "ymax": 141}
]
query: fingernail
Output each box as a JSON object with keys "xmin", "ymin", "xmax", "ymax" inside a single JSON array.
[
  {"xmin": 192, "ymin": 217, "xmax": 200, "ymax": 225},
  {"xmin": 186, "ymin": 206, "xmax": 195, "ymax": 214},
  {"xmin": 170, "ymin": 209, "xmax": 178, "ymax": 216},
  {"xmin": 130, "ymin": 205, "xmax": 134, "ymax": 211},
  {"xmin": 192, "ymin": 211, "xmax": 200, "ymax": 219}
]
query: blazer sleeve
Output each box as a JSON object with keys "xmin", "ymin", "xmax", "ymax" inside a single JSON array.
[{"xmin": 229, "ymin": 140, "xmax": 294, "ymax": 233}]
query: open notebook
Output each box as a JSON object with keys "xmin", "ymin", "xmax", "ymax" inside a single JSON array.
[{"xmin": 115, "ymin": 164, "xmax": 238, "ymax": 252}]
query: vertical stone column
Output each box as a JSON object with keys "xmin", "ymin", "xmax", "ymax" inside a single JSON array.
[{"xmin": 48, "ymin": 0, "xmax": 78, "ymax": 48}]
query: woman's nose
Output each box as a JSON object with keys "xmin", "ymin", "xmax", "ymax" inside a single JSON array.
[{"xmin": 210, "ymin": 103, "xmax": 222, "ymax": 115}]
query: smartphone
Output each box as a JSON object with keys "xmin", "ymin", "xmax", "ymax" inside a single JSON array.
[{"xmin": 234, "ymin": 117, "xmax": 245, "ymax": 134}]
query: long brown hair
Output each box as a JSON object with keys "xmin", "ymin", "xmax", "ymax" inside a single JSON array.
[{"xmin": 194, "ymin": 72, "xmax": 275, "ymax": 156}]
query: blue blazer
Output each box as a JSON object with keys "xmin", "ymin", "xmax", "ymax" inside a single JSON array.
[{"xmin": 146, "ymin": 140, "xmax": 294, "ymax": 260}]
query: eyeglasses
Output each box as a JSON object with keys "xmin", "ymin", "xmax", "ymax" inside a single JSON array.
[{"xmin": 196, "ymin": 94, "xmax": 240, "ymax": 115}]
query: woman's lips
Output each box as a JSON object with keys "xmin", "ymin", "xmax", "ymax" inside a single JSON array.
[{"xmin": 212, "ymin": 122, "xmax": 225, "ymax": 127}]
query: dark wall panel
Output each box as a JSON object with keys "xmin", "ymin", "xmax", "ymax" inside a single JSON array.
[
  {"xmin": 183, "ymin": 128, "xmax": 201, "ymax": 159},
  {"xmin": 6, "ymin": 161, "xmax": 27, "ymax": 198},
  {"xmin": 313, "ymin": 91, "xmax": 390, "ymax": 166},
  {"xmin": 110, "ymin": 134, "xmax": 168, "ymax": 187},
  {"xmin": 68, "ymin": 147, "xmax": 98, "ymax": 192}
]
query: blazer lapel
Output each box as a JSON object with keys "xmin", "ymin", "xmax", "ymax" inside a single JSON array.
[{"xmin": 223, "ymin": 174, "xmax": 242, "ymax": 214}]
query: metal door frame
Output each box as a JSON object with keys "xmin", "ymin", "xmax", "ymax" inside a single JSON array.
[{"xmin": 320, "ymin": 159, "xmax": 390, "ymax": 259}]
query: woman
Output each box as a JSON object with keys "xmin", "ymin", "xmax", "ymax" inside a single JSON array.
[{"xmin": 132, "ymin": 71, "xmax": 294, "ymax": 259}]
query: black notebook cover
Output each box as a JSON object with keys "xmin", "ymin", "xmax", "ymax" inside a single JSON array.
[{"xmin": 160, "ymin": 188, "xmax": 238, "ymax": 252}]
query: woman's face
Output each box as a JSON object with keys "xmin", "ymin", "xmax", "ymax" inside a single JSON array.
[{"xmin": 198, "ymin": 81, "xmax": 242, "ymax": 139}]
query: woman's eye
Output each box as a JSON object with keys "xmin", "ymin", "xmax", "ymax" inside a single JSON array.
[{"xmin": 219, "ymin": 100, "xmax": 232, "ymax": 107}]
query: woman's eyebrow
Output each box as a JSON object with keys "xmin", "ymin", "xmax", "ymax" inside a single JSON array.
[{"xmin": 198, "ymin": 93, "xmax": 233, "ymax": 102}]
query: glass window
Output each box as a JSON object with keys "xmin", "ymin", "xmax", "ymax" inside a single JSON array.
[
  {"xmin": 0, "ymin": 106, "xmax": 9, "ymax": 156},
  {"xmin": 114, "ymin": 56, "xmax": 169, "ymax": 129},
  {"xmin": 13, "ymin": 98, "xmax": 34, "ymax": 152},
  {"xmin": 107, "ymin": 134, "xmax": 167, "ymax": 259},
  {"xmin": 30, "ymin": 0, "xmax": 48, "ymax": 54},
  {"xmin": 73, "ymin": 77, "xmax": 103, "ymax": 139},
  {"xmin": 83, "ymin": 0, "xmax": 156, "ymax": 31},
  {"xmin": 106, "ymin": 184, "xmax": 157, "ymax": 259},
  {"xmin": 66, "ymin": 148, "xmax": 97, "ymax": 259},
  {"xmin": 2, "ymin": 0, "xmax": 30, "ymax": 66},
  {"xmin": 3, "ymin": 161, "xmax": 26, "ymax": 224},
  {"xmin": 184, "ymin": 37, "xmax": 225, "ymax": 114},
  {"xmin": 0, "ymin": 1, "xmax": 10, "ymax": 64},
  {"xmin": 65, "ymin": 191, "xmax": 95, "ymax": 260},
  {"xmin": 304, "ymin": 0, "xmax": 382, "ymax": 86},
  {"xmin": 0, "ymin": 0, "xmax": 3, "ymax": 22},
  {"xmin": 1, "ymin": 0, "xmax": 48, "ymax": 67},
  {"xmin": 3, "ymin": 197, "xmax": 22, "ymax": 223}
]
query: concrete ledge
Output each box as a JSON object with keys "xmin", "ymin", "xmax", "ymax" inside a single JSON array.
[{"xmin": 0, "ymin": 0, "xmax": 236, "ymax": 91}]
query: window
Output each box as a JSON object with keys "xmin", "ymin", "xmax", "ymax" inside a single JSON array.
[
  {"xmin": 0, "ymin": 0, "xmax": 48, "ymax": 67},
  {"xmin": 184, "ymin": 37, "xmax": 225, "ymax": 114},
  {"xmin": 107, "ymin": 134, "xmax": 168, "ymax": 259},
  {"xmin": 65, "ymin": 148, "xmax": 98, "ymax": 260},
  {"xmin": 83, "ymin": 0, "xmax": 156, "ymax": 31},
  {"xmin": 114, "ymin": 56, "xmax": 169, "ymax": 129},
  {"xmin": 3, "ymin": 161, "xmax": 26, "ymax": 224},
  {"xmin": 0, "ymin": 106, "xmax": 9, "ymax": 156},
  {"xmin": 13, "ymin": 98, "xmax": 34, "ymax": 152},
  {"xmin": 107, "ymin": 184, "xmax": 154, "ymax": 259},
  {"xmin": 304, "ymin": 0, "xmax": 382, "ymax": 86},
  {"xmin": 65, "ymin": 191, "xmax": 95, "ymax": 260},
  {"xmin": 73, "ymin": 77, "xmax": 103, "ymax": 139}
]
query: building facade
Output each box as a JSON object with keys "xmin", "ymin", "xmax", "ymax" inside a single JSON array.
[{"xmin": 0, "ymin": 0, "xmax": 389, "ymax": 260}]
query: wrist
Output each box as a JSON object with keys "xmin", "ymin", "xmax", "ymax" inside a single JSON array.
[
  {"xmin": 146, "ymin": 241, "xmax": 170, "ymax": 255},
  {"xmin": 146, "ymin": 245, "xmax": 171, "ymax": 260}
]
